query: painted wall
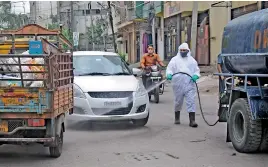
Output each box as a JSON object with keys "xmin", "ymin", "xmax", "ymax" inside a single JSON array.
[
  {"xmin": 209, "ymin": 6, "xmax": 229, "ymax": 65},
  {"xmin": 164, "ymin": 1, "xmax": 211, "ymax": 18}
]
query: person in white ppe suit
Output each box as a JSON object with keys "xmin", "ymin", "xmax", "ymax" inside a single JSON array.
[{"xmin": 166, "ymin": 43, "xmax": 200, "ymax": 128}]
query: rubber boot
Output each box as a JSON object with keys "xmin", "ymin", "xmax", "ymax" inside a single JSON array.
[
  {"xmin": 189, "ymin": 112, "xmax": 198, "ymax": 128},
  {"xmin": 174, "ymin": 111, "xmax": 180, "ymax": 124}
]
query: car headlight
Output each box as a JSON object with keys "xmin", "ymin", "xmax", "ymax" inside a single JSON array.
[
  {"xmin": 135, "ymin": 80, "xmax": 147, "ymax": 97},
  {"xmin": 73, "ymin": 84, "xmax": 86, "ymax": 98}
]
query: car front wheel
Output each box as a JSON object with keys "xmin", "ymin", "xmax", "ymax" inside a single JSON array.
[{"xmin": 132, "ymin": 113, "xmax": 149, "ymax": 127}]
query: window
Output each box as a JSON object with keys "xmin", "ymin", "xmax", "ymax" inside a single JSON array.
[{"xmin": 73, "ymin": 55, "xmax": 131, "ymax": 76}]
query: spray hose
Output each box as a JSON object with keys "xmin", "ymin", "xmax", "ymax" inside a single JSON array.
[{"xmin": 170, "ymin": 72, "xmax": 219, "ymax": 126}]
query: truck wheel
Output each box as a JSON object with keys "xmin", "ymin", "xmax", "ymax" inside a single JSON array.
[
  {"xmin": 154, "ymin": 87, "xmax": 160, "ymax": 103},
  {"xmin": 258, "ymin": 121, "xmax": 268, "ymax": 152},
  {"xmin": 49, "ymin": 127, "xmax": 63, "ymax": 158},
  {"xmin": 228, "ymin": 98, "xmax": 262, "ymax": 153},
  {"xmin": 132, "ymin": 113, "xmax": 149, "ymax": 127}
]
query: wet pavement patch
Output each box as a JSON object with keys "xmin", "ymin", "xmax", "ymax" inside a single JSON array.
[{"xmin": 114, "ymin": 151, "xmax": 179, "ymax": 162}]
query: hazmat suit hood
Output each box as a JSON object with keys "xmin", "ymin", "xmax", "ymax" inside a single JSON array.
[
  {"xmin": 178, "ymin": 43, "xmax": 191, "ymax": 58},
  {"xmin": 166, "ymin": 42, "xmax": 200, "ymax": 77}
]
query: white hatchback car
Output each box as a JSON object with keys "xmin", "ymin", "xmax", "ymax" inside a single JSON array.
[{"xmin": 73, "ymin": 51, "xmax": 150, "ymax": 126}]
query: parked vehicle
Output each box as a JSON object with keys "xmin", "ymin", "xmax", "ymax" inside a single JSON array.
[
  {"xmin": 216, "ymin": 9, "xmax": 268, "ymax": 153},
  {"xmin": 0, "ymin": 24, "xmax": 73, "ymax": 158},
  {"xmin": 73, "ymin": 51, "xmax": 150, "ymax": 127}
]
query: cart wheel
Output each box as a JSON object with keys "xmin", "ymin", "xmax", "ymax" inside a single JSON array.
[
  {"xmin": 49, "ymin": 127, "xmax": 63, "ymax": 158},
  {"xmin": 228, "ymin": 98, "xmax": 262, "ymax": 153}
]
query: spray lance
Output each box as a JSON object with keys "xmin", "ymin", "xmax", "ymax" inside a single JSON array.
[{"xmin": 159, "ymin": 70, "xmax": 220, "ymax": 126}]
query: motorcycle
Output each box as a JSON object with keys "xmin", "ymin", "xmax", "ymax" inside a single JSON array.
[{"xmin": 144, "ymin": 65, "xmax": 165, "ymax": 103}]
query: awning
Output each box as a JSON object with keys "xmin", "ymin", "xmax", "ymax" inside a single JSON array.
[{"xmin": 117, "ymin": 21, "xmax": 134, "ymax": 30}]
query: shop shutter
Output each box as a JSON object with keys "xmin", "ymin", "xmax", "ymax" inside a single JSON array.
[{"xmin": 262, "ymin": 1, "xmax": 268, "ymax": 9}]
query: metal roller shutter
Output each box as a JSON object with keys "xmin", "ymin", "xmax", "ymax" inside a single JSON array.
[
  {"xmin": 262, "ymin": 1, "xmax": 268, "ymax": 9},
  {"xmin": 231, "ymin": 3, "xmax": 258, "ymax": 20}
]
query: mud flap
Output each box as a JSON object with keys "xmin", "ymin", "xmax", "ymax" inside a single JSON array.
[{"xmin": 218, "ymin": 93, "xmax": 229, "ymax": 122}]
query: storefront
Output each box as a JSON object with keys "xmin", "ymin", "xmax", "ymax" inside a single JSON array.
[
  {"xmin": 164, "ymin": 15, "xmax": 178, "ymax": 60},
  {"xmin": 196, "ymin": 11, "xmax": 210, "ymax": 65},
  {"xmin": 262, "ymin": 1, "xmax": 268, "ymax": 9}
]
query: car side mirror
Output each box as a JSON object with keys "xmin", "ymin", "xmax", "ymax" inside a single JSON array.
[{"xmin": 132, "ymin": 68, "xmax": 142, "ymax": 77}]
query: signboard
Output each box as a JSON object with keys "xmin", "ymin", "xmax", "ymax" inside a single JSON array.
[
  {"xmin": 73, "ymin": 32, "xmax": 79, "ymax": 46},
  {"xmin": 29, "ymin": 40, "xmax": 43, "ymax": 54}
]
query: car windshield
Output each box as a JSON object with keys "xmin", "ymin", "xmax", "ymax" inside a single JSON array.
[{"xmin": 73, "ymin": 55, "xmax": 132, "ymax": 76}]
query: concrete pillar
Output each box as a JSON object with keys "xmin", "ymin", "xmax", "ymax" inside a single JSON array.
[
  {"xmin": 176, "ymin": 14, "xmax": 181, "ymax": 49},
  {"xmin": 191, "ymin": 1, "xmax": 198, "ymax": 58},
  {"xmin": 227, "ymin": 1, "xmax": 232, "ymax": 21},
  {"xmin": 133, "ymin": 29, "xmax": 137, "ymax": 63},
  {"xmin": 157, "ymin": 17, "xmax": 165, "ymax": 60}
]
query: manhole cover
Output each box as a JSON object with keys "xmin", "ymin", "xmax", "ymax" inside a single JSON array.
[{"xmin": 114, "ymin": 151, "xmax": 179, "ymax": 162}]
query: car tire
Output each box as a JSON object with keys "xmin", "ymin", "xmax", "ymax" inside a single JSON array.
[
  {"xmin": 132, "ymin": 113, "xmax": 149, "ymax": 127},
  {"xmin": 259, "ymin": 120, "xmax": 268, "ymax": 152},
  {"xmin": 228, "ymin": 98, "xmax": 262, "ymax": 153}
]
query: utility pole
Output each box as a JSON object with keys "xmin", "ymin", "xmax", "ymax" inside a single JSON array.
[
  {"xmin": 151, "ymin": 2, "xmax": 156, "ymax": 49},
  {"xmin": 67, "ymin": 9, "xmax": 71, "ymax": 34},
  {"xmin": 22, "ymin": 2, "xmax": 25, "ymax": 14},
  {"xmin": 70, "ymin": 1, "xmax": 76, "ymax": 50},
  {"xmin": 108, "ymin": 1, "xmax": 117, "ymax": 52},
  {"xmin": 89, "ymin": 2, "xmax": 95, "ymax": 50},
  {"xmin": 50, "ymin": 1, "xmax": 53, "ymax": 17},
  {"xmin": 35, "ymin": 2, "xmax": 37, "ymax": 24},
  {"xmin": 152, "ymin": 18, "xmax": 156, "ymax": 48},
  {"xmin": 29, "ymin": 1, "xmax": 37, "ymax": 24},
  {"xmin": 84, "ymin": 9, "xmax": 89, "ymax": 50},
  {"xmin": 57, "ymin": 1, "xmax": 60, "ymax": 24},
  {"xmin": 97, "ymin": 2, "xmax": 107, "ymax": 51},
  {"xmin": 70, "ymin": 1, "xmax": 75, "ymax": 32},
  {"xmin": 190, "ymin": 1, "xmax": 198, "ymax": 58}
]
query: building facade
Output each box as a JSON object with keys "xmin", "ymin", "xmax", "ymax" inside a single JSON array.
[
  {"xmin": 116, "ymin": 1, "xmax": 165, "ymax": 64},
  {"xmin": 163, "ymin": 1, "xmax": 268, "ymax": 66}
]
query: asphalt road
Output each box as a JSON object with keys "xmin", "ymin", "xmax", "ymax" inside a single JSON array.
[{"xmin": 0, "ymin": 78, "xmax": 268, "ymax": 167}]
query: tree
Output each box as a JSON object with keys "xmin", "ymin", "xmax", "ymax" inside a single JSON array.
[
  {"xmin": 0, "ymin": 1, "xmax": 29, "ymax": 29},
  {"xmin": 87, "ymin": 17, "xmax": 108, "ymax": 45},
  {"xmin": 47, "ymin": 23, "xmax": 72, "ymax": 50}
]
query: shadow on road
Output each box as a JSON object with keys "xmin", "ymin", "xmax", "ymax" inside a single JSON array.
[
  {"xmin": 66, "ymin": 119, "xmax": 148, "ymax": 132},
  {"xmin": 0, "ymin": 145, "xmax": 56, "ymax": 163}
]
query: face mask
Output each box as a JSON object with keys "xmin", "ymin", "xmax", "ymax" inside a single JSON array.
[{"xmin": 180, "ymin": 50, "xmax": 189, "ymax": 57}]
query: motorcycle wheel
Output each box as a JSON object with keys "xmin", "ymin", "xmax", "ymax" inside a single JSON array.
[
  {"xmin": 159, "ymin": 83, "xmax": 164, "ymax": 95},
  {"xmin": 154, "ymin": 87, "xmax": 160, "ymax": 103}
]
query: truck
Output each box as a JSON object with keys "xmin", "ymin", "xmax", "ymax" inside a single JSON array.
[
  {"xmin": 216, "ymin": 8, "xmax": 268, "ymax": 153},
  {"xmin": 0, "ymin": 24, "xmax": 73, "ymax": 158}
]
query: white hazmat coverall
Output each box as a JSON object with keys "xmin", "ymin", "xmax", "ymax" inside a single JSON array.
[{"xmin": 166, "ymin": 43, "xmax": 200, "ymax": 127}]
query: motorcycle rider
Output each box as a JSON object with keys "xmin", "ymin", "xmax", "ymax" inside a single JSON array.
[{"xmin": 140, "ymin": 45, "xmax": 165, "ymax": 87}]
